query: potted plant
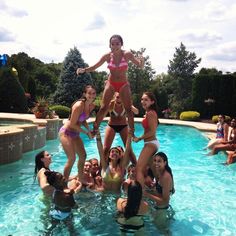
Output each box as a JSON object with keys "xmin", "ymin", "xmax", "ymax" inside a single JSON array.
[
  {"xmin": 32, "ymin": 97, "xmax": 53, "ymax": 119},
  {"xmin": 162, "ymin": 108, "xmax": 171, "ymax": 118}
]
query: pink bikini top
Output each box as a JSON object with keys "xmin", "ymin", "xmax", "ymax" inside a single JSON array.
[{"xmin": 107, "ymin": 53, "xmax": 128, "ymax": 71}]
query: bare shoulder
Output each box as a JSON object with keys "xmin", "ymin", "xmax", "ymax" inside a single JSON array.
[
  {"xmin": 124, "ymin": 50, "xmax": 133, "ymax": 59},
  {"xmin": 139, "ymin": 200, "xmax": 149, "ymax": 214},
  {"xmin": 103, "ymin": 52, "xmax": 111, "ymax": 61},
  {"xmin": 73, "ymin": 100, "xmax": 84, "ymax": 110},
  {"xmin": 147, "ymin": 110, "xmax": 157, "ymax": 119},
  {"xmin": 117, "ymin": 198, "xmax": 126, "ymax": 211}
]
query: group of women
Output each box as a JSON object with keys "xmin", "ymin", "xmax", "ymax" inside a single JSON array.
[
  {"xmin": 206, "ymin": 115, "xmax": 236, "ymax": 164},
  {"xmin": 34, "ymin": 34, "xmax": 175, "ymax": 234}
]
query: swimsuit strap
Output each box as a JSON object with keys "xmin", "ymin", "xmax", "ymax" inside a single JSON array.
[{"xmin": 111, "ymin": 102, "xmax": 126, "ymax": 117}]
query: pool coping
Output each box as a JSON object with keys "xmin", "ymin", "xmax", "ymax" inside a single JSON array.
[{"xmin": 86, "ymin": 117, "xmax": 217, "ymax": 132}]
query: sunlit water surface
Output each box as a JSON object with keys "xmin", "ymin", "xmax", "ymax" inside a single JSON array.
[{"xmin": 0, "ymin": 123, "xmax": 235, "ymax": 235}]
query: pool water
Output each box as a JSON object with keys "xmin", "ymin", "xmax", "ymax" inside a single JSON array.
[{"xmin": 0, "ymin": 123, "xmax": 236, "ymax": 235}]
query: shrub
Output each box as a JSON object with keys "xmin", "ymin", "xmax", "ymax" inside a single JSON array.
[
  {"xmin": 180, "ymin": 111, "xmax": 200, "ymax": 121},
  {"xmin": 0, "ymin": 66, "xmax": 28, "ymax": 113},
  {"xmin": 212, "ymin": 115, "xmax": 231, "ymax": 124},
  {"xmin": 50, "ymin": 105, "xmax": 70, "ymax": 118}
]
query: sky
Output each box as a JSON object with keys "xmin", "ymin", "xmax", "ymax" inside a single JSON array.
[{"xmin": 1, "ymin": 0, "xmax": 236, "ymax": 74}]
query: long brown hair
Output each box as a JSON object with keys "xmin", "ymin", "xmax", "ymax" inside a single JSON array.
[
  {"xmin": 68, "ymin": 84, "xmax": 96, "ymax": 120},
  {"xmin": 143, "ymin": 91, "xmax": 159, "ymax": 124},
  {"xmin": 124, "ymin": 181, "xmax": 142, "ymax": 218}
]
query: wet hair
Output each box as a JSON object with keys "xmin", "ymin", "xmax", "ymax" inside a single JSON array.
[
  {"xmin": 154, "ymin": 152, "xmax": 175, "ymax": 194},
  {"xmin": 44, "ymin": 170, "xmax": 63, "ymax": 190},
  {"xmin": 34, "ymin": 150, "xmax": 50, "ymax": 180},
  {"xmin": 109, "ymin": 34, "xmax": 123, "ymax": 46},
  {"xmin": 124, "ymin": 181, "xmax": 142, "ymax": 218}
]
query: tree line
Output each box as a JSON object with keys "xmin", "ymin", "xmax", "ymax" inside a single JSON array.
[{"xmin": 0, "ymin": 43, "xmax": 235, "ymax": 118}]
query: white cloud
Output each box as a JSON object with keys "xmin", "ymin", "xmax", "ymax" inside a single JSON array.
[
  {"xmin": 205, "ymin": 41, "xmax": 236, "ymax": 61},
  {"xmin": 0, "ymin": 0, "xmax": 236, "ymax": 73},
  {"xmin": 0, "ymin": 27, "xmax": 15, "ymax": 42},
  {"xmin": 85, "ymin": 14, "xmax": 106, "ymax": 31}
]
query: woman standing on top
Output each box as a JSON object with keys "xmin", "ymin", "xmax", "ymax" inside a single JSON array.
[
  {"xmin": 76, "ymin": 34, "xmax": 144, "ymax": 136},
  {"xmin": 59, "ymin": 85, "xmax": 96, "ymax": 182},
  {"xmin": 103, "ymin": 92, "xmax": 138, "ymax": 164},
  {"xmin": 133, "ymin": 92, "xmax": 159, "ymax": 188}
]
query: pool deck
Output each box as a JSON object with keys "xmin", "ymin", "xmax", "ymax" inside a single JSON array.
[{"xmin": 0, "ymin": 112, "xmax": 217, "ymax": 131}]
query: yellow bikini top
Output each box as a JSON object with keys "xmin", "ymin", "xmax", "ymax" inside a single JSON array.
[{"xmin": 102, "ymin": 166, "xmax": 122, "ymax": 183}]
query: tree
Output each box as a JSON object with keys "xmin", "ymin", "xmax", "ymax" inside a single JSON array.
[
  {"xmin": 90, "ymin": 71, "xmax": 107, "ymax": 96},
  {"xmin": 8, "ymin": 53, "xmax": 61, "ymax": 100},
  {"xmin": 168, "ymin": 42, "xmax": 201, "ymax": 78},
  {"xmin": 128, "ymin": 48, "xmax": 156, "ymax": 103},
  {"xmin": 167, "ymin": 42, "xmax": 201, "ymax": 112},
  {"xmin": 0, "ymin": 67, "xmax": 28, "ymax": 113},
  {"xmin": 53, "ymin": 47, "xmax": 93, "ymax": 107},
  {"xmin": 34, "ymin": 67, "xmax": 57, "ymax": 98}
]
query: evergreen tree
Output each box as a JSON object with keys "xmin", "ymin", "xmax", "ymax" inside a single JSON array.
[
  {"xmin": 167, "ymin": 42, "xmax": 201, "ymax": 113},
  {"xmin": 53, "ymin": 47, "xmax": 92, "ymax": 107},
  {"xmin": 128, "ymin": 48, "xmax": 156, "ymax": 98},
  {"xmin": 0, "ymin": 67, "xmax": 28, "ymax": 113}
]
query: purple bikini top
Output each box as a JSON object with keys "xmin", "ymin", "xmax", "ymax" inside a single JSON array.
[{"xmin": 77, "ymin": 112, "xmax": 89, "ymax": 123}]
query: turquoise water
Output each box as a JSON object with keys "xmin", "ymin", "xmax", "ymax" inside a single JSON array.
[{"xmin": 0, "ymin": 122, "xmax": 236, "ymax": 235}]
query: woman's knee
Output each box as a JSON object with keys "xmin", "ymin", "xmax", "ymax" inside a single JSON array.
[
  {"xmin": 66, "ymin": 157, "xmax": 76, "ymax": 166},
  {"xmin": 79, "ymin": 153, "xmax": 86, "ymax": 162}
]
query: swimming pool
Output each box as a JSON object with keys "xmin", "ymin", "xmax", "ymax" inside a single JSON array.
[{"xmin": 0, "ymin": 122, "xmax": 235, "ymax": 235}]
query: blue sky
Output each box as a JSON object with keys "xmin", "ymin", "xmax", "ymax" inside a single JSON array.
[{"xmin": 1, "ymin": 0, "xmax": 236, "ymax": 74}]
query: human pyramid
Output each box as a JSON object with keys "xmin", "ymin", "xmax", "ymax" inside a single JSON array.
[{"xmin": 34, "ymin": 35, "xmax": 175, "ymax": 233}]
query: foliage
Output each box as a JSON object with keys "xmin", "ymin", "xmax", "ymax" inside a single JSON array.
[
  {"xmin": 192, "ymin": 73, "xmax": 236, "ymax": 118},
  {"xmin": 49, "ymin": 105, "xmax": 70, "ymax": 118},
  {"xmin": 128, "ymin": 48, "xmax": 156, "ymax": 100},
  {"xmin": 180, "ymin": 111, "xmax": 200, "ymax": 121},
  {"xmin": 168, "ymin": 42, "xmax": 201, "ymax": 78},
  {"xmin": 199, "ymin": 68, "xmax": 222, "ymax": 75},
  {"xmin": 212, "ymin": 115, "xmax": 231, "ymax": 124},
  {"xmin": 32, "ymin": 96, "xmax": 53, "ymax": 118},
  {"xmin": 90, "ymin": 71, "xmax": 107, "ymax": 96},
  {"xmin": 8, "ymin": 52, "xmax": 61, "ymax": 100},
  {"xmin": 0, "ymin": 66, "xmax": 28, "ymax": 113},
  {"xmin": 167, "ymin": 42, "xmax": 201, "ymax": 113},
  {"xmin": 52, "ymin": 47, "xmax": 93, "ymax": 107}
]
